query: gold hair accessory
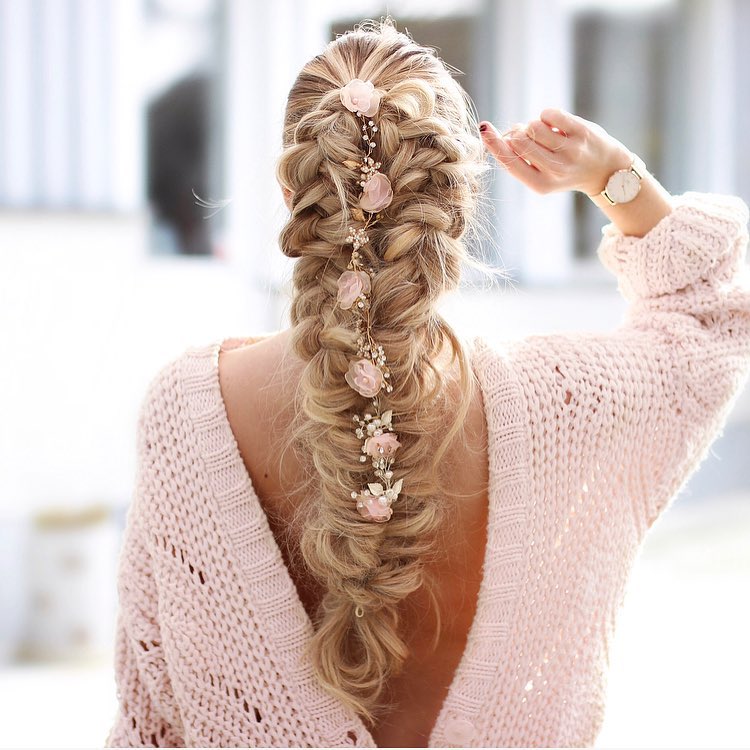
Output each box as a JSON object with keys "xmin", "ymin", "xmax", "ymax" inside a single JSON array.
[{"xmin": 336, "ymin": 79, "xmax": 402, "ymax": 525}]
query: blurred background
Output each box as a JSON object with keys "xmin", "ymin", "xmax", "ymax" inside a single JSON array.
[{"xmin": 1, "ymin": 0, "xmax": 749, "ymax": 747}]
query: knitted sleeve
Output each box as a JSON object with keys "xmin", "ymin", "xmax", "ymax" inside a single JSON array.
[
  {"xmin": 104, "ymin": 384, "xmax": 185, "ymax": 748},
  {"xmin": 508, "ymin": 191, "xmax": 750, "ymax": 529}
]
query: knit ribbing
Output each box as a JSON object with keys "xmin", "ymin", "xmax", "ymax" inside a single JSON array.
[
  {"xmin": 180, "ymin": 345, "xmax": 366, "ymax": 747},
  {"xmin": 105, "ymin": 191, "xmax": 750, "ymax": 748},
  {"xmin": 428, "ymin": 337, "xmax": 531, "ymax": 747}
]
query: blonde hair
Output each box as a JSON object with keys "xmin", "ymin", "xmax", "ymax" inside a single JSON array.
[{"xmin": 274, "ymin": 18, "xmax": 506, "ymax": 727}]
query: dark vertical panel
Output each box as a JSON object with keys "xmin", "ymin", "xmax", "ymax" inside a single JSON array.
[
  {"xmin": 660, "ymin": 0, "xmax": 687, "ymax": 193},
  {"xmin": 571, "ymin": 5, "xmax": 679, "ymax": 260},
  {"xmin": 572, "ymin": 12, "xmax": 600, "ymax": 260},
  {"xmin": 146, "ymin": 73, "xmax": 211, "ymax": 254},
  {"xmin": 144, "ymin": 0, "xmax": 218, "ymax": 254}
]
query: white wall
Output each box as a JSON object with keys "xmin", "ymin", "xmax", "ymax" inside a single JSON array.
[{"xmin": 0, "ymin": 210, "xmax": 266, "ymax": 519}]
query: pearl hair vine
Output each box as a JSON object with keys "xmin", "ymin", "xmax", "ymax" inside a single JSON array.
[{"xmin": 335, "ymin": 79, "xmax": 403, "ymax": 531}]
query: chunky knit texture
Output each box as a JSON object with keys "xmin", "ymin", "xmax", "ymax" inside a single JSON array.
[{"xmin": 105, "ymin": 192, "xmax": 750, "ymax": 748}]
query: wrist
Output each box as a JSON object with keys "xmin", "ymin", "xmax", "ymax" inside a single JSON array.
[
  {"xmin": 592, "ymin": 170, "xmax": 673, "ymax": 238},
  {"xmin": 588, "ymin": 152, "xmax": 649, "ymax": 210},
  {"xmin": 580, "ymin": 145, "xmax": 634, "ymax": 198}
]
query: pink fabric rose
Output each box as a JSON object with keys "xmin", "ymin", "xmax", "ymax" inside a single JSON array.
[
  {"xmin": 345, "ymin": 358, "xmax": 383, "ymax": 398},
  {"xmin": 336, "ymin": 270, "xmax": 371, "ymax": 310},
  {"xmin": 340, "ymin": 79, "xmax": 381, "ymax": 117},
  {"xmin": 355, "ymin": 492, "xmax": 392, "ymax": 522},
  {"xmin": 364, "ymin": 432, "xmax": 401, "ymax": 458},
  {"xmin": 360, "ymin": 173, "xmax": 393, "ymax": 213}
]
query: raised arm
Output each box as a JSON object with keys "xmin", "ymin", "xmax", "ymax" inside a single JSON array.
[
  {"xmin": 479, "ymin": 109, "xmax": 750, "ymax": 529},
  {"xmin": 479, "ymin": 107, "xmax": 673, "ymax": 237}
]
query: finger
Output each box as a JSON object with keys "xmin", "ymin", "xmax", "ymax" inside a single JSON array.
[
  {"xmin": 505, "ymin": 130, "xmax": 563, "ymax": 171},
  {"xmin": 479, "ymin": 121, "xmax": 547, "ymax": 191},
  {"xmin": 525, "ymin": 119, "xmax": 568, "ymax": 153},
  {"xmin": 539, "ymin": 107, "xmax": 580, "ymax": 137}
]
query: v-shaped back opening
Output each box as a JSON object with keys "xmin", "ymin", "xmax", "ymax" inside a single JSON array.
[{"xmin": 178, "ymin": 333, "xmax": 530, "ymax": 747}]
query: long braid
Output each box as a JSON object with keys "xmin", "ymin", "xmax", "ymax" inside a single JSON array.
[{"xmin": 275, "ymin": 20, "xmax": 499, "ymax": 726}]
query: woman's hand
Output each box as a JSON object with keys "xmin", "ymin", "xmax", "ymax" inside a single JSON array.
[
  {"xmin": 479, "ymin": 108, "xmax": 633, "ymax": 197},
  {"xmin": 479, "ymin": 107, "xmax": 674, "ymax": 237}
]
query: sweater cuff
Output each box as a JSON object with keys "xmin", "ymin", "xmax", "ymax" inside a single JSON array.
[{"xmin": 595, "ymin": 191, "xmax": 750, "ymax": 302}]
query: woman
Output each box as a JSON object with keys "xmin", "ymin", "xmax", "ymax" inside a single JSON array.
[{"xmin": 105, "ymin": 19, "xmax": 750, "ymax": 749}]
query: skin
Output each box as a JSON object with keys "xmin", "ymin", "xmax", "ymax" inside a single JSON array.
[
  {"xmin": 478, "ymin": 107, "xmax": 674, "ymax": 237},
  {"xmin": 282, "ymin": 185, "xmax": 293, "ymax": 212}
]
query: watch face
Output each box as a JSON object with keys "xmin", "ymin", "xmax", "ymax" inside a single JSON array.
[{"xmin": 606, "ymin": 169, "xmax": 641, "ymax": 203}]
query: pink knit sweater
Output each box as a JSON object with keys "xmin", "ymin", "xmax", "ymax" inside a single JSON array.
[{"xmin": 105, "ymin": 192, "xmax": 750, "ymax": 748}]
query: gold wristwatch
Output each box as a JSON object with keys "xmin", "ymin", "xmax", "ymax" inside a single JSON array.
[{"xmin": 589, "ymin": 153, "xmax": 647, "ymax": 206}]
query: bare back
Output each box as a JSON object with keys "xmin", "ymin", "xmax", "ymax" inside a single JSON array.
[{"xmin": 216, "ymin": 329, "xmax": 491, "ymax": 748}]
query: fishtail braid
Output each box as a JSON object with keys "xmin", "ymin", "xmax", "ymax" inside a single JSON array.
[{"xmin": 274, "ymin": 18, "xmax": 505, "ymax": 726}]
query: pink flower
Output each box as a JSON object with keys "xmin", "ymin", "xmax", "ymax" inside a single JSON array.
[
  {"xmin": 364, "ymin": 432, "xmax": 401, "ymax": 458},
  {"xmin": 345, "ymin": 358, "xmax": 383, "ymax": 398},
  {"xmin": 360, "ymin": 173, "xmax": 393, "ymax": 213},
  {"xmin": 336, "ymin": 270, "xmax": 371, "ymax": 310},
  {"xmin": 355, "ymin": 492, "xmax": 392, "ymax": 522},
  {"xmin": 340, "ymin": 79, "xmax": 381, "ymax": 117}
]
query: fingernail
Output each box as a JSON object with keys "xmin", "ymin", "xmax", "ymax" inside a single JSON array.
[{"xmin": 479, "ymin": 122, "xmax": 488, "ymax": 133}]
